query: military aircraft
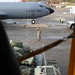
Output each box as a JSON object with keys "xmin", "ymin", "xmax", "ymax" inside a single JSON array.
[{"xmin": 0, "ymin": 2, "xmax": 54, "ymax": 24}]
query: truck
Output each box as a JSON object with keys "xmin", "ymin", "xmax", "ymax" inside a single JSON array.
[{"xmin": 67, "ymin": 20, "xmax": 75, "ymax": 29}]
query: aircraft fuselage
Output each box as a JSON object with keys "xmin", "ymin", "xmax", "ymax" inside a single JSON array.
[{"xmin": 0, "ymin": 2, "xmax": 54, "ymax": 19}]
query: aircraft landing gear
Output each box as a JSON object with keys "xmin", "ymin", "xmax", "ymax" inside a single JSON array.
[{"xmin": 31, "ymin": 19, "xmax": 36, "ymax": 24}]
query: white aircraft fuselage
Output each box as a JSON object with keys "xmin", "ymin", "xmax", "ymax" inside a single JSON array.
[{"xmin": 0, "ymin": 2, "xmax": 54, "ymax": 19}]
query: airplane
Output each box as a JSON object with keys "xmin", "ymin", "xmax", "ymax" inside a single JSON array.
[{"xmin": 0, "ymin": 2, "xmax": 54, "ymax": 24}]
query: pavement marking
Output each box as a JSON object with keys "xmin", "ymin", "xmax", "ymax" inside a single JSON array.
[{"xmin": 25, "ymin": 24, "xmax": 49, "ymax": 28}]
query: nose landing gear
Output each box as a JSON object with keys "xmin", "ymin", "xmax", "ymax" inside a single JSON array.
[{"xmin": 31, "ymin": 19, "xmax": 36, "ymax": 24}]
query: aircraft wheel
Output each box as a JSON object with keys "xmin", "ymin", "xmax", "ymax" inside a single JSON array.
[{"xmin": 31, "ymin": 20, "xmax": 35, "ymax": 24}]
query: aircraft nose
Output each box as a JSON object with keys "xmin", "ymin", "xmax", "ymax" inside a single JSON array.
[{"xmin": 46, "ymin": 7, "xmax": 54, "ymax": 14}]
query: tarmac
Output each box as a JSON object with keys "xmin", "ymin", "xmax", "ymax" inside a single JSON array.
[{"xmin": 3, "ymin": 7, "xmax": 73, "ymax": 75}]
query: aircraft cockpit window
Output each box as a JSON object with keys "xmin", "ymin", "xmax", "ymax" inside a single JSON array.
[
  {"xmin": 40, "ymin": 5, "xmax": 46, "ymax": 8},
  {"xmin": 40, "ymin": 5, "xmax": 43, "ymax": 7}
]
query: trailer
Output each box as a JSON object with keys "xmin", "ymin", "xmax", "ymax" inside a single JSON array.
[
  {"xmin": 10, "ymin": 40, "xmax": 61, "ymax": 75},
  {"xmin": 35, "ymin": 66, "xmax": 61, "ymax": 75}
]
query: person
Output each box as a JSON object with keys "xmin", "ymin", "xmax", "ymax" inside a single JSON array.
[{"xmin": 36, "ymin": 27, "xmax": 41, "ymax": 41}]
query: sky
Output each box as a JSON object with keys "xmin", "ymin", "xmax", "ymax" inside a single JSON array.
[{"xmin": 0, "ymin": 0, "xmax": 20, "ymax": 2}]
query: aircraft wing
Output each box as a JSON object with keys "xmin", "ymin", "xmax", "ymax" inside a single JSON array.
[{"xmin": 0, "ymin": 12, "xmax": 7, "ymax": 19}]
